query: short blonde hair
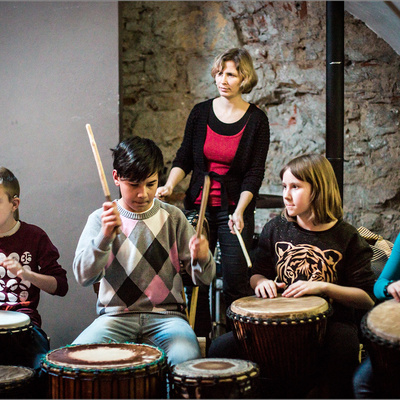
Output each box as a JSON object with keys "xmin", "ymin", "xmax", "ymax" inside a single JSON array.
[
  {"xmin": 211, "ymin": 48, "xmax": 258, "ymax": 94},
  {"xmin": 280, "ymin": 154, "xmax": 343, "ymax": 225}
]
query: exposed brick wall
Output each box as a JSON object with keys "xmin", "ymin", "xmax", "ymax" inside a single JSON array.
[{"xmin": 120, "ymin": 1, "xmax": 400, "ymax": 241}]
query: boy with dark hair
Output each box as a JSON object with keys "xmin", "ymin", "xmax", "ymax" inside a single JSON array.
[
  {"xmin": 0, "ymin": 167, "xmax": 68, "ymax": 372},
  {"xmin": 73, "ymin": 136, "xmax": 215, "ymax": 366}
]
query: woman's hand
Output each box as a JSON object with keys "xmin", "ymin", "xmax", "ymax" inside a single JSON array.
[
  {"xmin": 387, "ymin": 280, "xmax": 400, "ymax": 302},
  {"xmin": 229, "ymin": 210, "xmax": 244, "ymax": 234},
  {"xmin": 155, "ymin": 185, "xmax": 173, "ymax": 200},
  {"xmin": 2, "ymin": 257, "xmax": 29, "ymax": 280}
]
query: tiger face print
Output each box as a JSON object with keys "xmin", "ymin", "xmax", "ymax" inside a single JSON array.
[{"xmin": 275, "ymin": 242, "xmax": 342, "ymax": 285}]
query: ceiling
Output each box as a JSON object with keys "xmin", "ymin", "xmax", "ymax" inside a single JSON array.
[{"xmin": 345, "ymin": 1, "xmax": 400, "ymax": 55}]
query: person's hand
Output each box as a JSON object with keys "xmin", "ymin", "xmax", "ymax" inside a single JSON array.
[
  {"xmin": 2, "ymin": 257, "xmax": 31, "ymax": 281},
  {"xmin": 155, "ymin": 185, "xmax": 173, "ymax": 200},
  {"xmin": 387, "ymin": 280, "xmax": 400, "ymax": 302},
  {"xmin": 229, "ymin": 211, "xmax": 244, "ymax": 234},
  {"xmin": 282, "ymin": 280, "xmax": 327, "ymax": 298},
  {"xmin": 101, "ymin": 201, "xmax": 121, "ymax": 239},
  {"xmin": 189, "ymin": 234, "xmax": 209, "ymax": 262},
  {"xmin": 254, "ymin": 278, "xmax": 286, "ymax": 298}
]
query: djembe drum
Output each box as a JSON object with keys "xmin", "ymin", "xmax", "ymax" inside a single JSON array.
[
  {"xmin": 361, "ymin": 299, "xmax": 400, "ymax": 398},
  {"xmin": 170, "ymin": 358, "xmax": 259, "ymax": 399},
  {"xmin": 0, "ymin": 365, "xmax": 35, "ymax": 399},
  {"xmin": 0, "ymin": 310, "xmax": 33, "ymax": 366},
  {"xmin": 227, "ymin": 295, "xmax": 331, "ymax": 396},
  {"xmin": 41, "ymin": 343, "xmax": 167, "ymax": 399}
]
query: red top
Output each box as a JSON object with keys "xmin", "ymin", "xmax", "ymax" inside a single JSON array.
[{"xmin": 195, "ymin": 125, "xmax": 245, "ymax": 206}]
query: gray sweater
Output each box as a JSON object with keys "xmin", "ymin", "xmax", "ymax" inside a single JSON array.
[{"xmin": 73, "ymin": 199, "xmax": 215, "ymax": 317}]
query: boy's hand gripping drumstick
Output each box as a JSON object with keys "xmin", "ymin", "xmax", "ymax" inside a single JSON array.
[
  {"xmin": 86, "ymin": 123, "xmax": 120, "ymax": 234},
  {"xmin": 229, "ymin": 214, "xmax": 252, "ymax": 268},
  {"xmin": 192, "ymin": 175, "xmax": 210, "ymax": 266}
]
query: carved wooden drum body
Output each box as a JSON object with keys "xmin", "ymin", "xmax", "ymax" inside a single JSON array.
[
  {"xmin": 171, "ymin": 358, "xmax": 259, "ymax": 399},
  {"xmin": 41, "ymin": 343, "xmax": 167, "ymax": 399},
  {"xmin": 227, "ymin": 295, "xmax": 332, "ymax": 383},
  {"xmin": 361, "ymin": 299, "xmax": 400, "ymax": 397}
]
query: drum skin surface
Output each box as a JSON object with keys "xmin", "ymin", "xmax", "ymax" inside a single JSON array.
[
  {"xmin": 0, "ymin": 310, "xmax": 31, "ymax": 331},
  {"xmin": 171, "ymin": 358, "xmax": 259, "ymax": 399},
  {"xmin": 227, "ymin": 295, "xmax": 331, "ymax": 385},
  {"xmin": 0, "ymin": 365, "xmax": 35, "ymax": 399},
  {"xmin": 362, "ymin": 299, "xmax": 400, "ymax": 397},
  {"xmin": 41, "ymin": 343, "xmax": 167, "ymax": 399}
]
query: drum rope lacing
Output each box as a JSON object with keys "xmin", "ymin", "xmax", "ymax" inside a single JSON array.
[
  {"xmin": 177, "ymin": 370, "xmax": 257, "ymax": 386},
  {"xmin": 0, "ymin": 323, "xmax": 33, "ymax": 335},
  {"xmin": 360, "ymin": 315, "xmax": 400, "ymax": 350},
  {"xmin": 226, "ymin": 305, "xmax": 333, "ymax": 325}
]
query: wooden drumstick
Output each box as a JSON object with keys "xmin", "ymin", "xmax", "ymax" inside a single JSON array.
[
  {"xmin": 192, "ymin": 175, "xmax": 210, "ymax": 265},
  {"xmin": 229, "ymin": 214, "xmax": 252, "ymax": 268},
  {"xmin": 86, "ymin": 123, "xmax": 120, "ymax": 234}
]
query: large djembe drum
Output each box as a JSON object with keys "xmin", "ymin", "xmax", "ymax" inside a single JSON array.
[
  {"xmin": 227, "ymin": 295, "xmax": 331, "ymax": 395},
  {"xmin": 361, "ymin": 299, "xmax": 400, "ymax": 398},
  {"xmin": 170, "ymin": 358, "xmax": 260, "ymax": 399},
  {"xmin": 41, "ymin": 343, "xmax": 167, "ymax": 399}
]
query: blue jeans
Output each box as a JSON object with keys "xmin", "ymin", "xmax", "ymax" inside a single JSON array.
[
  {"xmin": 72, "ymin": 312, "xmax": 201, "ymax": 367},
  {"xmin": 353, "ymin": 356, "xmax": 376, "ymax": 398}
]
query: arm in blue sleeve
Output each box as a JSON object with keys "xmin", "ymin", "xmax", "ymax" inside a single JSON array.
[{"xmin": 374, "ymin": 234, "xmax": 400, "ymax": 300}]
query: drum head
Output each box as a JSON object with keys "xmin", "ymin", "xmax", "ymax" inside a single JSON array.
[
  {"xmin": 0, "ymin": 365, "xmax": 35, "ymax": 388},
  {"xmin": 172, "ymin": 358, "xmax": 258, "ymax": 380},
  {"xmin": 366, "ymin": 299, "xmax": 400, "ymax": 344},
  {"xmin": 43, "ymin": 343, "xmax": 165, "ymax": 371},
  {"xmin": 0, "ymin": 310, "xmax": 31, "ymax": 330},
  {"xmin": 230, "ymin": 295, "xmax": 329, "ymax": 320}
]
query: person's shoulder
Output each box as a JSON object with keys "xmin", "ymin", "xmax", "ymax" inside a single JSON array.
[
  {"xmin": 157, "ymin": 199, "xmax": 186, "ymax": 218},
  {"xmin": 191, "ymin": 98, "xmax": 214, "ymax": 112},
  {"xmin": 249, "ymin": 103, "xmax": 268, "ymax": 118},
  {"xmin": 19, "ymin": 221, "xmax": 47, "ymax": 236}
]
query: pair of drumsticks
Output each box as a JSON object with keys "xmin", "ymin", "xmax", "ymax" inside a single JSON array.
[{"xmin": 85, "ymin": 123, "xmax": 252, "ymax": 267}]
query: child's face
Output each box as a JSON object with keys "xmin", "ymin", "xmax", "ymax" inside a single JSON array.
[
  {"xmin": 282, "ymin": 169, "xmax": 312, "ymax": 221},
  {"xmin": 113, "ymin": 171, "xmax": 158, "ymax": 213},
  {"xmin": 0, "ymin": 186, "xmax": 17, "ymax": 231}
]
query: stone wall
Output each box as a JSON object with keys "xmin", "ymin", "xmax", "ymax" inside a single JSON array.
[{"xmin": 120, "ymin": 1, "xmax": 400, "ymax": 241}]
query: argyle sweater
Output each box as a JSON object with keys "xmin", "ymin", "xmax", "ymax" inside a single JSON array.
[{"xmin": 73, "ymin": 199, "xmax": 215, "ymax": 317}]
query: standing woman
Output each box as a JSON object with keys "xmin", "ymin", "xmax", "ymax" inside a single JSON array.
[{"xmin": 156, "ymin": 48, "xmax": 270, "ymax": 339}]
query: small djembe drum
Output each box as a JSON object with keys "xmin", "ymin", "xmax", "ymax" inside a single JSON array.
[
  {"xmin": 0, "ymin": 310, "xmax": 33, "ymax": 366},
  {"xmin": 0, "ymin": 365, "xmax": 35, "ymax": 399},
  {"xmin": 361, "ymin": 299, "xmax": 400, "ymax": 398},
  {"xmin": 170, "ymin": 358, "xmax": 260, "ymax": 399},
  {"xmin": 41, "ymin": 343, "xmax": 167, "ymax": 399},
  {"xmin": 227, "ymin": 295, "xmax": 332, "ymax": 396}
]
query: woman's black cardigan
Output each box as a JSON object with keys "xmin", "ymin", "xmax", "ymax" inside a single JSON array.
[{"xmin": 172, "ymin": 99, "xmax": 270, "ymax": 212}]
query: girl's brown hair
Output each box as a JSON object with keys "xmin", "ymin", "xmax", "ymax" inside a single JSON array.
[
  {"xmin": 211, "ymin": 48, "xmax": 258, "ymax": 94},
  {"xmin": 280, "ymin": 154, "xmax": 343, "ymax": 225}
]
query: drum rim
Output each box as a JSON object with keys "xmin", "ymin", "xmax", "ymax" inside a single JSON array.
[
  {"xmin": 361, "ymin": 312, "xmax": 400, "ymax": 349},
  {"xmin": 227, "ymin": 301, "xmax": 333, "ymax": 325},
  {"xmin": 41, "ymin": 342, "xmax": 167, "ymax": 374},
  {"xmin": 0, "ymin": 365, "xmax": 35, "ymax": 388},
  {"xmin": 172, "ymin": 358, "xmax": 259, "ymax": 384}
]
